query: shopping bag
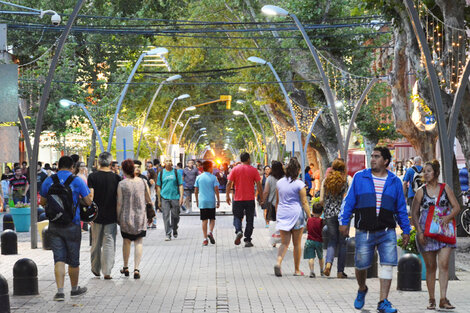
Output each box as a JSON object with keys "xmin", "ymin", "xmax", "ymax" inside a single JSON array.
[
  {"xmin": 424, "ymin": 183, "xmax": 456, "ymax": 244},
  {"xmin": 269, "ymin": 221, "xmax": 281, "ymax": 245}
]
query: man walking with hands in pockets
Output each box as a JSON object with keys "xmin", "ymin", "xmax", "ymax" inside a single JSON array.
[{"xmin": 339, "ymin": 147, "xmax": 410, "ymax": 313}]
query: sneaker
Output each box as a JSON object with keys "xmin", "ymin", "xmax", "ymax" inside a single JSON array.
[
  {"xmin": 165, "ymin": 236, "xmax": 171, "ymax": 241},
  {"xmin": 70, "ymin": 286, "xmax": 87, "ymax": 297},
  {"xmin": 203, "ymin": 239, "xmax": 208, "ymax": 246},
  {"xmin": 354, "ymin": 286, "xmax": 368, "ymax": 310},
  {"xmin": 244, "ymin": 241, "xmax": 254, "ymax": 248},
  {"xmin": 377, "ymin": 299, "xmax": 397, "ymax": 313},
  {"xmin": 234, "ymin": 231, "xmax": 243, "ymax": 245},
  {"xmin": 309, "ymin": 272, "xmax": 315, "ymax": 278},
  {"xmin": 53, "ymin": 292, "xmax": 65, "ymax": 301},
  {"xmin": 208, "ymin": 232, "xmax": 215, "ymax": 244},
  {"xmin": 337, "ymin": 272, "xmax": 348, "ymax": 279}
]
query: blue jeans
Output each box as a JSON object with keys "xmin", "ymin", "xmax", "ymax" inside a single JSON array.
[
  {"xmin": 325, "ymin": 217, "xmax": 346, "ymax": 272},
  {"xmin": 355, "ymin": 228, "xmax": 398, "ymax": 270},
  {"xmin": 232, "ymin": 200, "xmax": 255, "ymax": 242}
]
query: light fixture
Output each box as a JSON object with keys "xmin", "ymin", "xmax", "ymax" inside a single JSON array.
[
  {"xmin": 177, "ymin": 94, "xmax": 190, "ymax": 100},
  {"xmin": 261, "ymin": 5, "xmax": 289, "ymax": 16},
  {"xmin": 185, "ymin": 106, "xmax": 196, "ymax": 111},
  {"xmin": 147, "ymin": 47, "xmax": 168, "ymax": 56},
  {"xmin": 233, "ymin": 110, "xmax": 244, "ymax": 116},
  {"xmin": 59, "ymin": 99, "xmax": 74, "ymax": 107},
  {"xmin": 248, "ymin": 56, "xmax": 268, "ymax": 65},
  {"xmin": 193, "ymin": 114, "xmax": 200, "ymax": 118},
  {"xmin": 236, "ymin": 100, "xmax": 246, "ymax": 105},
  {"xmin": 166, "ymin": 74, "xmax": 181, "ymax": 82},
  {"xmin": 239, "ymin": 86, "xmax": 248, "ymax": 92}
]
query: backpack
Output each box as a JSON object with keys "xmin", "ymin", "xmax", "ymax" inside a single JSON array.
[
  {"xmin": 159, "ymin": 168, "xmax": 180, "ymax": 189},
  {"xmin": 45, "ymin": 174, "xmax": 76, "ymax": 224},
  {"xmin": 411, "ymin": 166, "xmax": 424, "ymax": 193}
]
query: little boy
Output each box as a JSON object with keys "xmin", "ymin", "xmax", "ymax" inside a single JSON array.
[
  {"xmin": 304, "ymin": 202, "xmax": 324, "ymax": 278},
  {"xmin": 194, "ymin": 161, "xmax": 220, "ymax": 246}
]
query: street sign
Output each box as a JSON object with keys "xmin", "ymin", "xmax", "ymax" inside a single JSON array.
[
  {"xmin": 0, "ymin": 64, "xmax": 19, "ymax": 122},
  {"xmin": 285, "ymin": 131, "xmax": 301, "ymax": 154},
  {"xmin": 0, "ymin": 126, "xmax": 19, "ymax": 162},
  {"xmin": 116, "ymin": 126, "xmax": 134, "ymax": 163}
]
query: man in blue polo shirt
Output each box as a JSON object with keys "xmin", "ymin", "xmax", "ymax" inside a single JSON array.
[
  {"xmin": 402, "ymin": 156, "xmax": 423, "ymax": 212},
  {"xmin": 40, "ymin": 156, "xmax": 92, "ymax": 301},
  {"xmin": 195, "ymin": 161, "xmax": 220, "ymax": 246}
]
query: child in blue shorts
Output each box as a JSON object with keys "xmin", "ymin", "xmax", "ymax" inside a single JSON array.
[{"xmin": 304, "ymin": 202, "xmax": 324, "ymax": 278}]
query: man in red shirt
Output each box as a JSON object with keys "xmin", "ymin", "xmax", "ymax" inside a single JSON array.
[{"xmin": 226, "ymin": 152, "xmax": 263, "ymax": 247}]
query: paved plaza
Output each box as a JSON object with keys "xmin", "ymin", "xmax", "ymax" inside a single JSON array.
[{"xmin": 2, "ymin": 210, "xmax": 470, "ymax": 313}]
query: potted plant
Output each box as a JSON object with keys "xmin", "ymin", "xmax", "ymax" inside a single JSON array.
[
  {"xmin": 397, "ymin": 227, "xmax": 426, "ymax": 280},
  {"xmin": 10, "ymin": 201, "xmax": 31, "ymax": 232}
]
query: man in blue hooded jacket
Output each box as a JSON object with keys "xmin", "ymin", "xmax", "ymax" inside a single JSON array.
[{"xmin": 339, "ymin": 146, "xmax": 410, "ymax": 313}]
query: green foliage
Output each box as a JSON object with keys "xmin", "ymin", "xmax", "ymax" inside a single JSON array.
[{"xmin": 397, "ymin": 228, "xmax": 419, "ymax": 254}]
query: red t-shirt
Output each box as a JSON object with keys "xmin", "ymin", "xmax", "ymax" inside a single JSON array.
[
  {"xmin": 307, "ymin": 216, "xmax": 323, "ymax": 242},
  {"xmin": 227, "ymin": 164, "xmax": 261, "ymax": 201}
]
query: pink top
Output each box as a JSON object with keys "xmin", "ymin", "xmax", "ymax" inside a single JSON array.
[{"xmin": 227, "ymin": 164, "xmax": 261, "ymax": 201}]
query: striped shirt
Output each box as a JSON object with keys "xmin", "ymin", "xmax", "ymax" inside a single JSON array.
[{"xmin": 372, "ymin": 174, "xmax": 387, "ymax": 216}]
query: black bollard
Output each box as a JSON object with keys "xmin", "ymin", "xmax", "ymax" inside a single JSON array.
[
  {"xmin": 0, "ymin": 274, "xmax": 10, "ymax": 313},
  {"xmin": 2, "ymin": 214, "xmax": 14, "ymax": 231},
  {"xmin": 41, "ymin": 226, "xmax": 52, "ymax": 250},
  {"xmin": 1, "ymin": 231, "xmax": 17, "ymax": 255},
  {"xmin": 367, "ymin": 250, "xmax": 378, "ymax": 278},
  {"xmin": 13, "ymin": 258, "xmax": 39, "ymax": 296},
  {"xmin": 37, "ymin": 208, "xmax": 45, "ymax": 222},
  {"xmin": 397, "ymin": 253, "xmax": 422, "ymax": 291},
  {"xmin": 345, "ymin": 237, "xmax": 356, "ymax": 267},
  {"xmin": 322, "ymin": 225, "xmax": 328, "ymax": 249}
]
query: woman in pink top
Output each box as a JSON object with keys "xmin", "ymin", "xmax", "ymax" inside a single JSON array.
[{"xmin": 274, "ymin": 158, "xmax": 311, "ymax": 277}]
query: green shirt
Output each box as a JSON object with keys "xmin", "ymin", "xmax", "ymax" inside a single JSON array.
[{"xmin": 157, "ymin": 168, "xmax": 183, "ymax": 200}]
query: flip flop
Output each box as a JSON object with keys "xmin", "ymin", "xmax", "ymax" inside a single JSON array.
[
  {"xmin": 274, "ymin": 265, "xmax": 282, "ymax": 277},
  {"xmin": 293, "ymin": 271, "xmax": 305, "ymax": 276}
]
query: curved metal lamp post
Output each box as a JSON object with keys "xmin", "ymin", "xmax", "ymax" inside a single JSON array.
[
  {"xmin": 178, "ymin": 115, "xmax": 200, "ymax": 146},
  {"xmin": 60, "ymin": 99, "xmax": 105, "ymax": 152},
  {"xmin": 136, "ymin": 74, "xmax": 182, "ymax": 157},
  {"xmin": 166, "ymin": 105, "xmax": 196, "ymax": 152},
  {"xmin": 107, "ymin": 47, "xmax": 169, "ymax": 152},
  {"xmin": 233, "ymin": 110, "xmax": 261, "ymax": 163},
  {"xmin": 248, "ymin": 56, "xmax": 306, "ymax": 179}
]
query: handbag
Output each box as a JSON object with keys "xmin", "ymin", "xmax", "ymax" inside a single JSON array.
[
  {"xmin": 424, "ymin": 183, "xmax": 456, "ymax": 244},
  {"xmin": 146, "ymin": 203, "xmax": 156, "ymax": 219}
]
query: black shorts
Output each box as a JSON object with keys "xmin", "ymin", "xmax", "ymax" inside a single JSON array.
[{"xmin": 200, "ymin": 208, "xmax": 216, "ymax": 220}]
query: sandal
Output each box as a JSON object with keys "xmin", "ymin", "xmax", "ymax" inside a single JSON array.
[
  {"xmin": 274, "ymin": 265, "xmax": 282, "ymax": 277},
  {"xmin": 439, "ymin": 298, "xmax": 455, "ymax": 310},
  {"xmin": 427, "ymin": 298, "xmax": 435, "ymax": 310},
  {"xmin": 134, "ymin": 269, "xmax": 140, "ymax": 279},
  {"xmin": 293, "ymin": 271, "xmax": 305, "ymax": 276},
  {"xmin": 120, "ymin": 267, "xmax": 129, "ymax": 277}
]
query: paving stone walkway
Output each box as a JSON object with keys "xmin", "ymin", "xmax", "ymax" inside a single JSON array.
[{"xmin": 2, "ymin": 211, "xmax": 470, "ymax": 313}]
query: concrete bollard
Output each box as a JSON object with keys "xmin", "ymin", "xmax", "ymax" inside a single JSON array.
[
  {"xmin": 1, "ymin": 230, "xmax": 17, "ymax": 255},
  {"xmin": 345, "ymin": 237, "xmax": 355, "ymax": 267},
  {"xmin": 13, "ymin": 259, "xmax": 39, "ymax": 296},
  {"xmin": 0, "ymin": 274, "xmax": 10, "ymax": 313},
  {"xmin": 397, "ymin": 253, "xmax": 422, "ymax": 291},
  {"xmin": 41, "ymin": 226, "xmax": 52, "ymax": 250},
  {"xmin": 2, "ymin": 214, "xmax": 14, "ymax": 231}
]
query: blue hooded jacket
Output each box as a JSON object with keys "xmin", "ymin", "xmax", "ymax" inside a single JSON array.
[{"xmin": 339, "ymin": 168, "xmax": 411, "ymax": 234}]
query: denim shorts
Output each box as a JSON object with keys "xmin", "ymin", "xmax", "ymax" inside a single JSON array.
[
  {"xmin": 355, "ymin": 228, "xmax": 397, "ymax": 270},
  {"xmin": 48, "ymin": 222, "xmax": 82, "ymax": 267}
]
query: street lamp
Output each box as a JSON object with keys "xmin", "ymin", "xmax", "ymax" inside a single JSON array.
[
  {"xmin": 188, "ymin": 128, "xmax": 207, "ymax": 144},
  {"xmin": 178, "ymin": 114, "xmax": 199, "ymax": 146},
  {"xmin": 247, "ymin": 55, "xmax": 306, "ymax": 179},
  {"xmin": 233, "ymin": 110, "xmax": 261, "ymax": 163},
  {"xmin": 60, "ymin": 99, "xmax": 105, "ymax": 152},
  {"xmin": 107, "ymin": 47, "xmax": 169, "ymax": 152},
  {"xmin": 261, "ymin": 4, "xmax": 344, "ymax": 156},
  {"xmin": 136, "ymin": 74, "xmax": 182, "ymax": 157},
  {"xmin": 153, "ymin": 93, "xmax": 190, "ymax": 156},
  {"xmin": 194, "ymin": 133, "xmax": 207, "ymax": 148},
  {"xmin": 167, "ymin": 105, "xmax": 196, "ymax": 150}
]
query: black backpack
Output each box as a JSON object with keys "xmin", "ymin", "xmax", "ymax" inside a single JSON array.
[
  {"xmin": 45, "ymin": 174, "xmax": 76, "ymax": 224},
  {"xmin": 159, "ymin": 168, "xmax": 180, "ymax": 189},
  {"xmin": 411, "ymin": 166, "xmax": 424, "ymax": 193}
]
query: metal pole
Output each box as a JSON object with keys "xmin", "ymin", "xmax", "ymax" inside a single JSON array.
[
  {"xmin": 447, "ymin": 59, "xmax": 470, "ymax": 146},
  {"xmin": 266, "ymin": 62, "xmax": 305, "ymax": 180},
  {"xmin": 404, "ymin": 0, "xmax": 452, "ymax": 185},
  {"xmin": 343, "ymin": 78, "xmax": 379, "ymax": 163},
  {"xmin": 77, "ymin": 103, "xmax": 104, "ymax": 152},
  {"xmin": 261, "ymin": 105, "xmax": 281, "ymax": 161},
  {"xmin": 303, "ymin": 108, "xmax": 323, "ymax": 164},
  {"xmin": 29, "ymin": 0, "xmax": 85, "ymax": 249},
  {"xmin": 153, "ymin": 97, "xmax": 178, "ymax": 157},
  {"xmin": 289, "ymin": 13, "xmax": 344, "ymax": 157},
  {"xmin": 107, "ymin": 52, "xmax": 146, "ymax": 152},
  {"xmin": 167, "ymin": 109, "xmax": 186, "ymax": 152},
  {"xmin": 136, "ymin": 80, "xmax": 165, "ymax": 157},
  {"xmin": 178, "ymin": 116, "xmax": 196, "ymax": 145},
  {"xmin": 247, "ymin": 101, "xmax": 269, "ymax": 163}
]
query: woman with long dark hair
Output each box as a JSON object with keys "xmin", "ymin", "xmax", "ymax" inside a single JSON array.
[
  {"xmin": 274, "ymin": 158, "xmax": 311, "ymax": 276},
  {"xmin": 320, "ymin": 158, "xmax": 349, "ymax": 278},
  {"xmin": 411, "ymin": 160, "xmax": 460, "ymax": 310},
  {"xmin": 263, "ymin": 161, "xmax": 285, "ymax": 246}
]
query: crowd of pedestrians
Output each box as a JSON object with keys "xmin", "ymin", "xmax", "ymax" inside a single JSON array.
[{"xmin": 0, "ymin": 145, "xmax": 466, "ymax": 312}]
